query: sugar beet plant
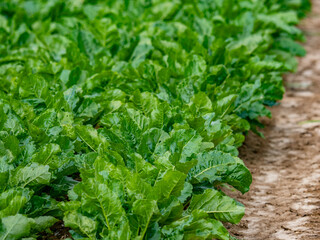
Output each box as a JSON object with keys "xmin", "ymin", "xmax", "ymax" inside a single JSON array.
[{"xmin": 0, "ymin": 0, "xmax": 310, "ymax": 239}]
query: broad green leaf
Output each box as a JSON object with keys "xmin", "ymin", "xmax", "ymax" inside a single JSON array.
[
  {"xmin": 64, "ymin": 212, "xmax": 97, "ymax": 240},
  {"xmin": 131, "ymin": 199, "xmax": 159, "ymax": 239},
  {"xmin": 188, "ymin": 189, "xmax": 245, "ymax": 224},
  {"xmin": 162, "ymin": 210, "xmax": 229, "ymax": 240},
  {"xmin": 154, "ymin": 129, "xmax": 202, "ymax": 164},
  {"xmin": 0, "ymin": 135, "xmax": 20, "ymax": 164},
  {"xmin": 137, "ymin": 128, "xmax": 169, "ymax": 161},
  {"xmin": 189, "ymin": 151, "xmax": 252, "ymax": 193},
  {"xmin": 32, "ymin": 216, "xmax": 58, "ymax": 232},
  {"xmin": 187, "ymin": 92, "xmax": 212, "ymax": 116},
  {"xmin": 75, "ymin": 125, "xmax": 109, "ymax": 152},
  {"xmin": 154, "ymin": 170, "xmax": 186, "ymax": 199},
  {"xmin": 31, "ymin": 143, "xmax": 61, "ymax": 165},
  {"xmin": 74, "ymin": 179, "xmax": 127, "ymax": 231},
  {"xmin": 158, "ymin": 196, "xmax": 184, "ymax": 225},
  {"xmin": 0, "ymin": 0, "xmax": 309, "ymax": 239},
  {"xmin": 24, "ymin": 194, "xmax": 59, "ymax": 217},
  {"xmin": 178, "ymin": 182, "xmax": 193, "ymax": 203},
  {"xmin": 213, "ymin": 95, "xmax": 237, "ymax": 118},
  {"xmin": 9, "ymin": 163, "xmax": 51, "ymax": 188},
  {"xmin": 127, "ymin": 153, "xmax": 158, "ymax": 184},
  {"xmin": 0, "ymin": 214, "xmax": 35, "ymax": 240},
  {"xmin": 0, "ymin": 188, "xmax": 32, "ymax": 219}
]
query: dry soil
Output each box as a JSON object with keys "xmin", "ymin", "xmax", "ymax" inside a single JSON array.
[{"xmin": 227, "ymin": 1, "xmax": 320, "ymax": 239}]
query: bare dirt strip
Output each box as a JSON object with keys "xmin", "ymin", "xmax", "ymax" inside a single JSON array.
[{"xmin": 227, "ymin": 1, "xmax": 320, "ymax": 239}]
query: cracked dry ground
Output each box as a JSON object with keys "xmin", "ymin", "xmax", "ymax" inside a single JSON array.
[{"xmin": 227, "ymin": 1, "xmax": 320, "ymax": 240}]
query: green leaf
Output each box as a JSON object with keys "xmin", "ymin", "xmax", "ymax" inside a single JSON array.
[
  {"xmin": 213, "ymin": 95, "xmax": 237, "ymax": 118},
  {"xmin": 75, "ymin": 125, "xmax": 109, "ymax": 152},
  {"xmin": 31, "ymin": 143, "xmax": 61, "ymax": 165},
  {"xmin": 137, "ymin": 128, "xmax": 169, "ymax": 161},
  {"xmin": 0, "ymin": 214, "xmax": 35, "ymax": 240},
  {"xmin": 0, "ymin": 188, "xmax": 32, "ymax": 219},
  {"xmin": 32, "ymin": 216, "xmax": 58, "ymax": 232},
  {"xmin": 162, "ymin": 210, "xmax": 229, "ymax": 240},
  {"xmin": 275, "ymin": 36, "xmax": 306, "ymax": 56},
  {"xmin": 0, "ymin": 0, "xmax": 309, "ymax": 238},
  {"xmin": 154, "ymin": 170, "xmax": 186, "ymax": 199},
  {"xmin": 177, "ymin": 182, "xmax": 193, "ymax": 203},
  {"xmin": 24, "ymin": 194, "xmax": 59, "ymax": 217},
  {"xmin": 64, "ymin": 212, "xmax": 97, "ymax": 240},
  {"xmin": 0, "ymin": 135, "xmax": 20, "ymax": 164},
  {"xmin": 154, "ymin": 129, "xmax": 202, "ymax": 164},
  {"xmin": 74, "ymin": 179, "xmax": 128, "ymax": 232},
  {"xmin": 183, "ymin": 217, "xmax": 229, "ymax": 240},
  {"xmin": 131, "ymin": 199, "xmax": 159, "ymax": 239},
  {"xmin": 189, "ymin": 151, "xmax": 252, "ymax": 193},
  {"xmin": 133, "ymin": 91, "xmax": 164, "ymax": 128},
  {"xmin": 188, "ymin": 189, "xmax": 245, "ymax": 224},
  {"xmin": 9, "ymin": 163, "xmax": 51, "ymax": 188}
]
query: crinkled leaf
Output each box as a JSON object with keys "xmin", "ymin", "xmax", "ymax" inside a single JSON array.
[
  {"xmin": 188, "ymin": 189, "xmax": 245, "ymax": 224},
  {"xmin": 189, "ymin": 151, "xmax": 252, "ymax": 193}
]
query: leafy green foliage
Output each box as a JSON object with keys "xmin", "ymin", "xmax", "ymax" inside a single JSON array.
[{"xmin": 0, "ymin": 0, "xmax": 309, "ymax": 239}]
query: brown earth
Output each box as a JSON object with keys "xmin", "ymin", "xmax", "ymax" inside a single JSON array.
[
  {"xmin": 227, "ymin": 1, "xmax": 320, "ymax": 239},
  {"xmin": 42, "ymin": 2, "xmax": 320, "ymax": 240}
]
